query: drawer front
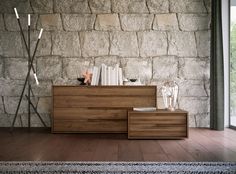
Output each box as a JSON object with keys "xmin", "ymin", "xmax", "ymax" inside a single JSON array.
[
  {"xmin": 54, "ymin": 96, "xmax": 156, "ymax": 108},
  {"xmin": 128, "ymin": 112, "xmax": 188, "ymax": 138},
  {"xmin": 53, "ymin": 86, "xmax": 156, "ymax": 96},
  {"xmin": 128, "ymin": 126, "xmax": 187, "ymax": 138},
  {"xmin": 54, "ymin": 108, "xmax": 127, "ymax": 120},
  {"xmin": 53, "ymin": 119, "xmax": 127, "ymax": 132},
  {"xmin": 129, "ymin": 114, "xmax": 187, "ymax": 125}
]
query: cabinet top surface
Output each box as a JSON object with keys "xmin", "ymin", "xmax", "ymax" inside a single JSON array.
[
  {"xmin": 53, "ymin": 85, "xmax": 156, "ymax": 88},
  {"xmin": 128, "ymin": 109, "xmax": 188, "ymax": 114}
]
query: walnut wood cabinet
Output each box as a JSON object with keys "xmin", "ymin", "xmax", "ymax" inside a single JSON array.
[
  {"xmin": 52, "ymin": 86, "xmax": 157, "ymax": 133},
  {"xmin": 128, "ymin": 109, "xmax": 188, "ymax": 139}
]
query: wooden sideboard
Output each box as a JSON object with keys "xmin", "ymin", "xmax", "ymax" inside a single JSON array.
[
  {"xmin": 52, "ymin": 86, "xmax": 157, "ymax": 133},
  {"xmin": 128, "ymin": 109, "xmax": 188, "ymax": 139}
]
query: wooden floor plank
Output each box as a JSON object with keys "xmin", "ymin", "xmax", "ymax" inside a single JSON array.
[
  {"xmin": 0, "ymin": 128, "xmax": 236, "ymax": 161},
  {"xmin": 158, "ymin": 140, "xmax": 196, "ymax": 162},
  {"xmin": 190, "ymin": 129, "xmax": 236, "ymax": 162}
]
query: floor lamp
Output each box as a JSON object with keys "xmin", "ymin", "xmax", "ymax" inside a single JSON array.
[{"xmin": 11, "ymin": 8, "xmax": 47, "ymax": 131}]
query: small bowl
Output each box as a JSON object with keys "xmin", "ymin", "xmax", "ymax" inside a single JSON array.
[{"xmin": 129, "ymin": 79, "xmax": 137, "ymax": 82}]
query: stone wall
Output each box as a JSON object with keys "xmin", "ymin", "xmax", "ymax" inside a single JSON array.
[{"xmin": 0, "ymin": 0, "xmax": 211, "ymax": 127}]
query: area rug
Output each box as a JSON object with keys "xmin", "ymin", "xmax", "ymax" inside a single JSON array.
[{"xmin": 0, "ymin": 162, "xmax": 236, "ymax": 174}]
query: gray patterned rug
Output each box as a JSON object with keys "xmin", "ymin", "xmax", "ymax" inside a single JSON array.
[{"xmin": 0, "ymin": 162, "xmax": 236, "ymax": 174}]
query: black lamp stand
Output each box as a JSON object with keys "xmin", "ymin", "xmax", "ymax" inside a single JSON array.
[{"xmin": 11, "ymin": 9, "xmax": 47, "ymax": 131}]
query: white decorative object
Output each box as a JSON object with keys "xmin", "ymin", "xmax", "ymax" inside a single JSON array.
[{"xmin": 161, "ymin": 81, "xmax": 179, "ymax": 111}]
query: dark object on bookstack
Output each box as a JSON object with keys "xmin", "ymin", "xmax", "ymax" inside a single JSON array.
[{"xmin": 77, "ymin": 78, "xmax": 86, "ymax": 85}]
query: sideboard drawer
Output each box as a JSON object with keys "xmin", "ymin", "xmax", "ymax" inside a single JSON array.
[
  {"xmin": 54, "ymin": 108, "xmax": 127, "ymax": 120},
  {"xmin": 128, "ymin": 110, "xmax": 188, "ymax": 139},
  {"xmin": 128, "ymin": 126, "xmax": 186, "ymax": 138},
  {"xmin": 53, "ymin": 119, "xmax": 127, "ymax": 133},
  {"xmin": 54, "ymin": 96, "xmax": 155, "ymax": 108}
]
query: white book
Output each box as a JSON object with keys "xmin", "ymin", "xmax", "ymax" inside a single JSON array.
[
  {"xmin": 115, "ymin": 64, "xmax": 119, "ymax": 85},
  {"xmin": 133, "ymin": 107, "xmax": 157, "ymax": 112},
  {"xmin": 95, "ymin": 66, "xmax": 101, "ymax": 85},
  {"xmin": 104, "ymin": 65, "xmax": 107, "ymax": 85},
  {"xmin": 91, "ymin": 66, "xmax": 98, "ymax": 86},
  {"xmin": 101, "ymin": 64, "xmax": 106, "ymax": 85},
  {"xmin": 107, "ymin": 66, "xmax": 112, "ymax": 85},
  {"xmin": 111, "ymin": 68, "xmax": 116, "ymax": 85},
  {"xmin": 118, "ymin": 68, "xmax": 123, "ymax": 85}
]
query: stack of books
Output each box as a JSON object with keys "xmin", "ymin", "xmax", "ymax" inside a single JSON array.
[{"xmin": 91, "ymin": 64, "xmax": 123, "ymax": 86}]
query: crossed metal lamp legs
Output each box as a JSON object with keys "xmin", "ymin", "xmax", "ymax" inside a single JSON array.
[{"xmin": 11, "ymin": 13, "xmax": 46, "ymax": 130}]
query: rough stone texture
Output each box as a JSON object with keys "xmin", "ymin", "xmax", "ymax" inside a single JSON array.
[
  {"xmin": 0, "ymin": 79, "xmax": 24, "ymax": 96},
  {"xmin": 178, "ymin": 14, "xmax": 210, "ymax": 31},
  {"xmin": 169, "ymin": 0, "xmax": 207, "ymax": 13},
  {"xmin": 168, "ymin": 31, "xmax": 197, "ymax": 57},
  {"xmin": 37, "ymin": 57, "xmax": 62, "ymax": 80},
  {"xmin": 196, "ymin": 31, "xmax": 210, "ymax": 57},
  {"xmin": 63, "ymin": 58, "xmax": 94, "ymax": 79},
  {"xmin": 5, "ymin": 14, "xmax": 38, "ymax": 31},
  {"xmin": 80, "ymin": 31, "xmax": 109, "ymax": 57},
  {"xmin": 4, "ymin": 97, "xmax": 28, "ymax": 114},
  {"xmin": 146, "ymin": 0, "xmax": 169, "ymax": 13},
  {"xmin": 54, "ymin": 0, "xmax": 91, "ymax": 13},
  {"xmin": 38, "ymin": 14, "xmax": 63, "ymax": 31},
  {"xmin": 0, "ymin": 113, "xmax": 21, "ymax": 127},
  {"xmin": 0, "ymin": 0, "xmax": 211, "ymax": 128},
  {"xmin": 204, "ymin": 0, "xmax": 211, "ymax": 13},
  {"xmin": 95, "ymin": 14, "xmax": 121, "ymax": 31},
  {"xmin": 0, "ymin": 0, "xmax": 32, "ymax": 13},
  {"xmin": 0, "ymin": 58, "xmax": 3, "ymax": 78},
  {"xmin": 153, "ymin": 14, "xmax": 179, "ymax": 31},
  {"xmin": 153, "ymin": 56, "xmax": 178, "ymax": 80},
  {"xmin": 31, "ymin": 0, "xmax": 53, "ymax": 13},
  {"xmin": 110, "ymin": 32, "xmax": 139, "ymax": 57},
  {"xmin": 138, "ymin": 31, "xmax": 167, "ymax": 57},
  {"xmin": 120, "ymin": 14, "xmax": 153, "ymax": 31},
  {"xmin": 94, "ymin": 56, "xmax": 120, "ymax": 66},
  {"xmin": 194, "ymin": 113, "xmax": 210, "ymax": 127},
  {"xmin": 63, "ymin": 14, "xmax": 96, "ymax": 31},
  {"xmin": 89, "ymin": 0, "xmax": 111, "ymax": 13},
  {"xmin": 121, "ymin": 58, "xmax": 152, "ymax": 85},
  {"xmin": 0, "ymin": 14, "xmax": 5, "ymax": 31},
  {"xmin": 0, "ymin": 32, "xmax": 24, "ymax": 57},
  {"xmin": 23, "ymin": 31, "xmax": 52, "ymax": 57},
  {"xmin": 178, "ymin": 79, "xmax": 209, "ymax": 97},
  {"xmin": 53, "ymin": 78, "xmax": 79, "ymax": 85},
  {"xmin": 31, "ymin": 81, "xmax": 52, "ymax": 96},
  {"xmin": 20, "ymin": 113, "xmax": 51, "ymax": 127},
  {"xmin": 179, "ymin": 97, "xmax": 209, "ymax": 116},
  {"xmin": 5, "ymin": 58, "xmax": 35, "ymax": 80},
  {"xmin": 0, "ymin": 97, "xmax": 4, "ymax": 114},
  {"xmin": 112, "ymin": 0, "xmax": 149, "ymax": 13},
  {"xmin": 179, "ymin": 58, "xmax": 208, "ymax": 80},
  {"xmin": 52, "ymin": 32, "xmax": 81, "ymax": 57},
  {"xmin": 37, "ymin": 97, "xmax": 51, "ymax": 114}
]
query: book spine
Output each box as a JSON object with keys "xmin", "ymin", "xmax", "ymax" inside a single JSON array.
[
  {"xmin": 91, "ymin": 67, "xmax": 97, "ymax": 86},
  {"xmin": 96, "ymin": 66, "xmax": 101, "ymax": 85},
  {"xmin": 108, "ymin": 66, "xmax": 111, "ymax": 85},
  {"xmin": 119, "ymin": 68, "xmax": 123, "ymax": 85}
]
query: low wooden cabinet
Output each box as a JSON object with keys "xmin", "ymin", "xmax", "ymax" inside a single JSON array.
[
  {"xmin": 52, "ymin": 86, "xmax": 157, "ymax": 133},
  {"xmin": 128, "ymin": 109, "xmax": 188, "ymax": 139}
]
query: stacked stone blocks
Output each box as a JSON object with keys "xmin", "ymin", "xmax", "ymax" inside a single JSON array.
[{"xmin": 0, "ymin": 0, "xmax": 211, "ymax": 127}]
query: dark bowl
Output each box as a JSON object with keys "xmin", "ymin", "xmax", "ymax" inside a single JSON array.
[{"xmin": 129, "ymin": 79, "xmax": 137, "ymax": 82}]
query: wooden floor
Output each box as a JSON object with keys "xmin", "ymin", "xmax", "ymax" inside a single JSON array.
[{"xmin": 1, "ymin": 128, "xmax": 236, "ymax": 162}]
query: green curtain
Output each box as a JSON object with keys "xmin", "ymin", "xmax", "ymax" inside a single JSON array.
[{"xmin": 210, "ymin": 0, "xmax": 224, "ymax": 130}]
